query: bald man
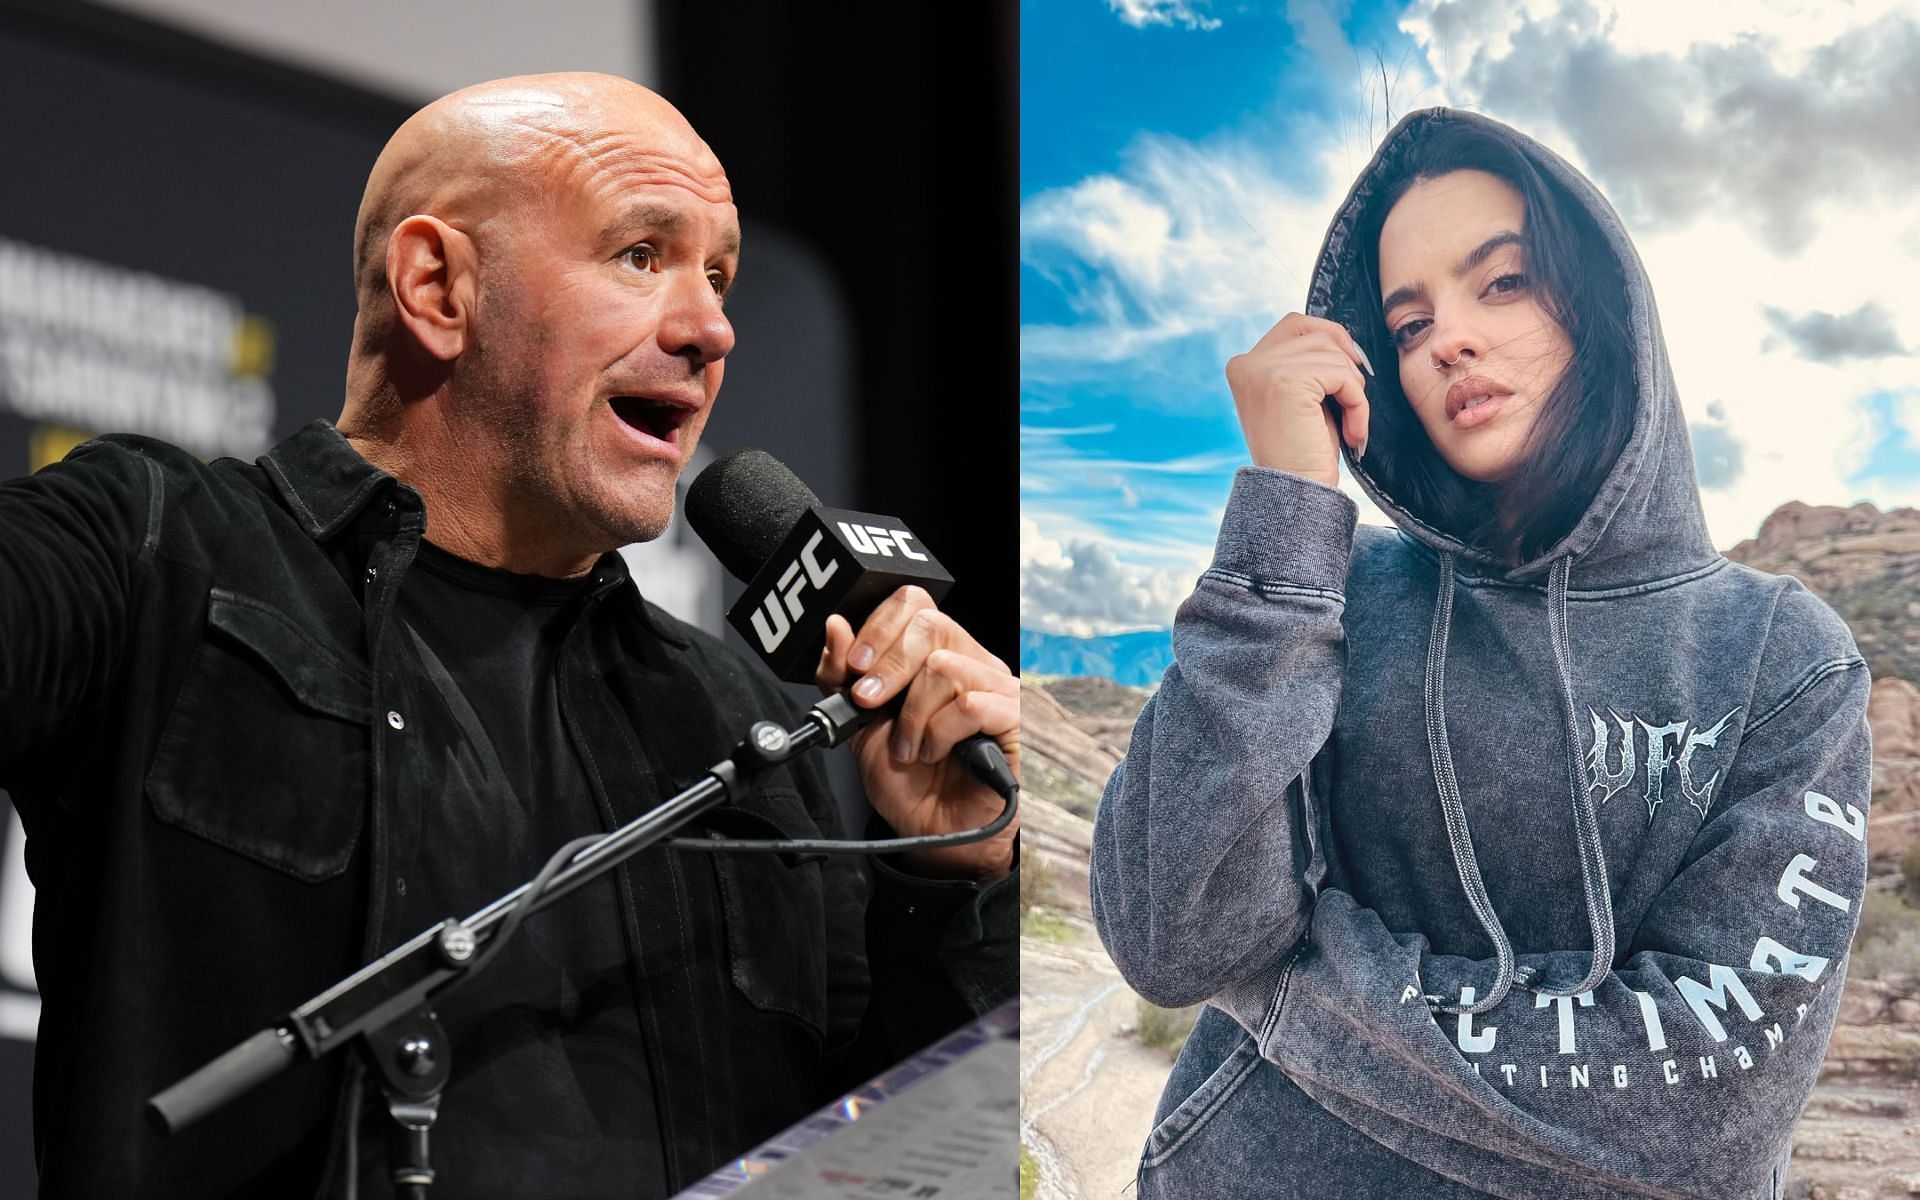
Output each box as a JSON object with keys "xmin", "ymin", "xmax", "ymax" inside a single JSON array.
[{"xmin": 0, "ymin": 74, "xmax": 1016, "ymax": 1198}]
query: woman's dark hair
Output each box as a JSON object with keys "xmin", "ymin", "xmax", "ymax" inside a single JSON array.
[{"xmin": 1349, "ymin": 123, "xmax": 1637, "ymax": 564}]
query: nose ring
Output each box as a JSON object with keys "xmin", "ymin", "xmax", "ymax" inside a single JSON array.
[{"xmin": 1433, "ymin": 352, "xmax": 1462, "ymax": 370}]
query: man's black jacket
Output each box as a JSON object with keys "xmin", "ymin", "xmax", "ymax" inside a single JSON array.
[{"xmin": 0, "ymin": 421, "xmax": 1013, "ymax": 1197}]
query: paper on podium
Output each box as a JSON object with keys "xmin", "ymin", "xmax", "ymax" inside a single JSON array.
[{"xmin": 674, "ymin": 1000, "xmax": 1018, "ymax": 1198}]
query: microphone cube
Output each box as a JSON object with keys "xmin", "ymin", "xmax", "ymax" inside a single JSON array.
[{"xmin": 725, "ymin": 506, "xmax": 954, "ymax": 683}]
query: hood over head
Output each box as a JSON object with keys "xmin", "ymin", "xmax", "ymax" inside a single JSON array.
[
  {"xmin": 1302, "ymin": 108, "xmax": 1724, "ymax": 1014},
  {"xmin": 1309, "ymin": 107, "xmax": 1717, "ymax": 592}
]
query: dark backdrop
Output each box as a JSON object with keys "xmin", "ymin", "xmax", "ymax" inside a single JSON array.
[{"xmin": 657, "ymin": 1, "xmax": 1020, "ymax": 657}]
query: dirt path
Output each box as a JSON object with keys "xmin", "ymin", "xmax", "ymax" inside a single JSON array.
[
  {"xmin": 1021, "ymin": 922, "xmax": 1172, "ymax": 1200},
  {"xmin": 1787, "ymin": 1084, "xmax": 1920, "ymax": 1198},
  {"xmin": 1021, "ymin": 796, "xmax": 1176, "ymax": 1200}
]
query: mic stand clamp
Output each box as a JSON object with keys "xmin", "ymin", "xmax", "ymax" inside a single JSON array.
[{"xmin": 360, "ymin": 1005, "xmax": 452, "ymax": 1198}]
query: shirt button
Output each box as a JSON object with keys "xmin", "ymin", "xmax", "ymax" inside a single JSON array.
[
  {"xmin": 395, "ymin": 876, "xmax": 408, "ymax": 896},
  {"xmin": 387, "ymin": 711, "xmax": 406, "ymax": 731}
]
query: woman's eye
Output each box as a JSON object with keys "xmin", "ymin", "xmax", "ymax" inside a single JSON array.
[
  {"xmin": 1390, "ymin": 318, "xmax": 1429, "ymax": 350},
  {"xmin": 1487, "ymin": 272, "xmax": 1527, "ymax": 296},
  {"xmin": 626, "ymin": 244, "xmax": 659, "ymax": 271}
]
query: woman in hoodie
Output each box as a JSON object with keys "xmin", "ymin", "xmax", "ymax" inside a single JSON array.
[{"xmin": 1090, "ymin": 109, "xmax": 1871, "ymax": 1200}]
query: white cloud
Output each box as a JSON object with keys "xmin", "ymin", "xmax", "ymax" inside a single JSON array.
[
  {"xmin": 1020, "ymin": 133, "xmax": 1352, "ymax": 399},
  {"xmin": 1020, "ymin": 516, "xmax": 1202, "ymax": 636},
  {"xmin": 1286, "ymin": 0, "xmax": 1357, "ymax": 68},
  {"xmin": 1637, "ymin": 209, "xmax": 1920, "ymax": 545},
  {"xmin": 1020, "ymin": 448, "xmax": 1395, "ymax": 637},
  {"xmin": 1021, "ymin": 515, "xmax": 1071, "ymax": 571},
  {"xmin": 1762, "ymin": 302, "xmax": 1907, "ymax": 363},
  {"xmin": 1107, "ymin": 0, "xmax": 1221, "ymax": 32},
  {"xmin": 1018, "ymin": 438, "xmax": 1231, "ymax": 575}
]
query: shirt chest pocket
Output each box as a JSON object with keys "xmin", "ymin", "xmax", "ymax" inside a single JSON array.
[
  {"xmin": 146, "ymin": 588, "xmax": 372, "ymax": 882},
  {"xmin": 705, "ymin": 788, "xmax": 834, "ymax": 1040}
]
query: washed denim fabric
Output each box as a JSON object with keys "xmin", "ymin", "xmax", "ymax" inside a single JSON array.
[
  {"xmin": 1091, "ymin": 108, "xmax": 1871, "ymax": 1200},
  {"xmin": 0, "ymin": 420, "xmax": 1013, "ymax": 1197}
]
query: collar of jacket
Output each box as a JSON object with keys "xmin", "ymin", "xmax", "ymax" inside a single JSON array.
[{"xmin": 256, "ymin": 418, "xmax": 690, "ymax": 648}]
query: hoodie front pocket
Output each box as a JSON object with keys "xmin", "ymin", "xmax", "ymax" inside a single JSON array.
[
  {"xmin": 145, "ymin": 588, "xmax": 371, "ymax": 882},
  {"xmin": 1141, "ymin": 1015, "xmax": 1263, "ymax": 1169}
]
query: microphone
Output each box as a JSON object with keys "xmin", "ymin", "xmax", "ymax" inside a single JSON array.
[
  {"xmin": 684, "ymin": 449, "xmax": 1016, "ymax": 800},
  {"xmin": 685, "ymin": 449, "xmax": 956, "ymax": 684}
]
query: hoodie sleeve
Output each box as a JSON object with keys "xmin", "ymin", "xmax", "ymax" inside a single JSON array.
[
  {"xmin": 1090, "ymin": 466, "xmax": 1357, "ymax": 1008},
  {"xmin": 1229, "ymin": 651, "xmax": 1871, "ymax": 1200}
]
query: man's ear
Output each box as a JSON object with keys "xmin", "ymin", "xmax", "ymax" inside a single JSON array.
[{"xmin": 386, "ymin": 215, "xmax": 478, "ymax": 361}]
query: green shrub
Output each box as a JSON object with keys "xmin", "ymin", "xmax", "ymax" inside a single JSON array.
[
  {"xmin": 1021, "ymin": 852, "xmax": 1057, "ymax": 916},
  {"xmin": 1851, "ymin": 887, "xmax": 1920, "ymax": 979},
  {"xmin": 1136, "ymin": 998, "xmax": 1202, "ymax": 1057},
  {"xmin": 1028, "ymin": 761, "xmax": 1104, "ymax": 819},
  {"xmin": 1022, "ymin": 908, "xmax": 1073, "ymax": 943},
  {"xmin": 1902, "ymin": 840, "xmax": 1920, "ymax": 903}
]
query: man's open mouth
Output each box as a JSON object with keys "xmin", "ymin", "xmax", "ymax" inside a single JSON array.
[{"xmin": 610, "ymin": 395, "xmax": 693, "ymax": 444}]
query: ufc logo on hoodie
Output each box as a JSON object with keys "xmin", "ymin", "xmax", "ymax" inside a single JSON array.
[{"xmin": 1583, "ymin": 705, "xmax": 1741, "ymax": 822}]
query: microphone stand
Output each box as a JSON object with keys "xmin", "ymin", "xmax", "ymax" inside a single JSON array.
[{"xmin": 146, "ymin": 692, "xmax": 892, "ymax": 1197}]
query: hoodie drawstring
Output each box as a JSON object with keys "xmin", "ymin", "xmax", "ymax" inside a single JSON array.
[
  {"xmin": 1423, "ymin": 551, "xmax": 1616, "ymax": 1015},
  {"xmin": 1542, "ymin": 554, "xmax": 1618, "ymax": 998},
  {"xmin": 1422, "ymin": 550, "xmax": 1515, "ymax": 1014}
]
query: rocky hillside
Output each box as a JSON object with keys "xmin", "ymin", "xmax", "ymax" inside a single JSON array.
[
  {"xmin": 1727, "ymin": 500, "xmax": 1920, "ymax": 687},
  {"xmin": 1868, "ymin": 680, "xmax": 1920, "ymax": 871},
  {"xmin": 1022, "ymin": 674, "xmax": 1146, "ymax": 819},
  {"xmin": 1725, "ymin": 502, "xmax": 1920, "ymax": 878}
]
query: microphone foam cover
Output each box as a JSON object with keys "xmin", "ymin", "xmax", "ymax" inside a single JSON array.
[{"xmin": 684, "ymin": 448, "xmax": 823, "ymax": 584}]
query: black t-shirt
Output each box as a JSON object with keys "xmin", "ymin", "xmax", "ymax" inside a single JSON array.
[{"xmin": 370, "ymin": 539, "xmax": 666, "ymax": 1199}]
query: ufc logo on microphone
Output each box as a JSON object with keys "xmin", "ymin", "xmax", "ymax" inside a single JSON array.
[
  {"xmin": 749, "ymin": 530, "xmax": 841, "ymax": 652},
  {"xmin": 837, "ymin": 522, "xmax": 927, "ymax": 561}
]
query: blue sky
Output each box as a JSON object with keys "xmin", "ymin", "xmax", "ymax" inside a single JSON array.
[
  {"xmin": 1021, "ymin": 0, "xmax": 1409, "ymax": 200},
  {"xmin": 1021, "ymin": 0, "xmax": 1920, "ymax": 638},
  {"xmin": 1853, "ymin": 392, "xmax": 1920, "ymax": 488}
]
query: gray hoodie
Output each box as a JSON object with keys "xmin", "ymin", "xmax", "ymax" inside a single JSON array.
[{"xmin": 1089, "ymin": 108, "xmax": 1873, "ymax": 1199}]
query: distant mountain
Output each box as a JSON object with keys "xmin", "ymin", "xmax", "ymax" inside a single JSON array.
[{"xmin": 1020, "ymin": 628, "xmax": 1173, "ymax": 686}]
